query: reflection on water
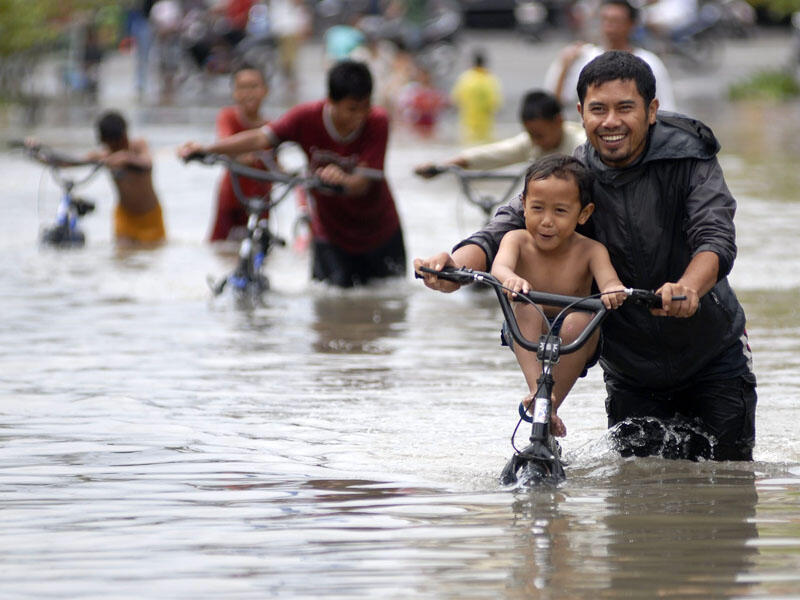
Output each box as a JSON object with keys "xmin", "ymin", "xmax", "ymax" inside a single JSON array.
[{"xmin": 1, "ymin": 103, "xmax": 800, "ymax": 598}]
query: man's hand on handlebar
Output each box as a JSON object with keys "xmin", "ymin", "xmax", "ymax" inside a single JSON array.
[
  {"xmin": 413, "ymin": 253, "xmax": 462, "ymax": 293},
  {"xmin": 652, "ymin": 282, "xmax": 700, "ymax": 318}
]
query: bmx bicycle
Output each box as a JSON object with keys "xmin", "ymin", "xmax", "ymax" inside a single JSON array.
[
  {"xmin": 12, "ymin": 140, "xmax": 102, "ymax": 248},
  {"xmin": 417, "ymin": 265, "xmax": 681, "ymax": 486},
  {"xmin": 184, "ymin": 151, "xmax": 342, "ymax": 297},
  {"xmin": 415, "ymin": 164, "xmax": 525, "ymax": 225}
]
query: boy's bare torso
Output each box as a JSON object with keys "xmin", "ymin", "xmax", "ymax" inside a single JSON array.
[
  {"xmin": 109, "ymin": 139, "xmax": 160, "ymax": 215},
  {"xmin": 510, "ymin": 229, "xmax": 599, "ymax": 301}
]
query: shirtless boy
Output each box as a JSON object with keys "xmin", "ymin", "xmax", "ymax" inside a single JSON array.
[
  {"xmin": 491, "ymin": 154, "xmax": 626, "ymax": 436},
  {"xmin": 89, "ymin": 111, "xmax": 166, "ymax": 245}
]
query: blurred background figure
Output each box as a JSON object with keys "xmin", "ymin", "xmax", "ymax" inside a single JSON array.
[
  {"xmin": 395, "ymin": 60, "xmax": 449, "ymax": 137},
  {"xmin": 149, "ymin": 0, "xmax": 184, "ymax": 104},
  {"xmin": 127, "ymin": 0, "xmax": 157, "ymax": 101},
  {"xmin": 450, "ymin": 49, "xmax": 502, "ymax": 144},
  {"xmin": 543, "ymin": 0, "xmax": 676, "ymax": 114},
  {"xmin": 269, "ymin": 0, "xmax": 312, "ymax": 103}
]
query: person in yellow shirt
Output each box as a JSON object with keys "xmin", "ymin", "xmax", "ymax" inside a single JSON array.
[{"xmin": 450, "ymin": 50, "xmax": 502, "ymax": 144}]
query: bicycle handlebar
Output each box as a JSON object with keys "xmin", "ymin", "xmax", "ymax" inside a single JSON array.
[
  {"xmin": 416, "ymin": 164, "xmax": 524, "ymax": 182},
  {"xmin": 183, "ymin": 151, "xmax": 345, "ymax": 195},
  {"xmin": 416, "ymin": 266, "xmax": 686, "ymax": 354}
]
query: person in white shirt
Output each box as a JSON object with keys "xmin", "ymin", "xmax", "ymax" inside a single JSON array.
[
  {"xmin": 414, "ymin": 90, "xmax": 586, "ymax": 175},
  {"xmin": 544, "ymin": 0, "xmax": 676, "ymax": 115}
]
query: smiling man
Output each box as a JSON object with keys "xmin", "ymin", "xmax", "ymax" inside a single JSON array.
[{"xmin": 415, "ymin": 51, "xmax": 756, "ymax": 461}]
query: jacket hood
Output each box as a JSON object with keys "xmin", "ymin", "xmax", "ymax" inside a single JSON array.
[{"xmin": 576, "ymin": 112, "xmax": 721, "ymax": 182}]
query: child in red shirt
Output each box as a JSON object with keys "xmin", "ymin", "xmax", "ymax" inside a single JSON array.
[{"xmin": 209, "ymin": 64, "xmax": 271, "ymax": 242}]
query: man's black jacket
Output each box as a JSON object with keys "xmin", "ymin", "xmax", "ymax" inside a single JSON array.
[{"xmin": 455, "ymin": 112, "xmax": 749, "ymax": 389}]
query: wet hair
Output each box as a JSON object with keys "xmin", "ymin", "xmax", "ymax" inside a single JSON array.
[
  {"xmin": 96, "ymin": 110, "xmax": 127, "ymax": 144},
  {"xmin": 602, "ymin": 0, "xmax": 638, "ymax": 22},
  {"xmin": 327, "ymin": 60, "xmax": 373, "ymax": 102},
  {"xmin": 519, "ymin": 90, "xmax": 562, "ymax": 122},
  {"xmin": 523, "ymin": 154, "xmax": 594, "ymax": 208},
  {"xmin": 232, "ymin": 62, "xmax": 266, "ymax": 85},
  {"xmin": 576, "ymin": 50, "xmax": 656, "ymax": 107}
]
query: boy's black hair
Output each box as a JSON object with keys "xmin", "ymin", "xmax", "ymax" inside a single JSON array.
[
  {"xmin": 523, "ymin": 154, "xmax": 594, "ymax": 208},
  {"xmin": 602, "ymin": 0, "xmax": 639, "ymax": 22},
  {"xmin": 232, "ymin": 61, "xmax": 267, "ymax": 84},
  {"xmin": 96, "ymin": 110, "xmax": 128, "ymax": 144},
  {"xmin": 327, "ymin": 60, "xmax": 372, "ymax": 102},
  {"xmin": 519, "ymin": 90, "xmax": 562, "ymax": 122},
  {"xmin": 576, "ymin": 50, "xmax": 656, "ymax": 107}
]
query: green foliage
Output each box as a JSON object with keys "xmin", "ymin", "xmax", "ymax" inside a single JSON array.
[
  {"xmin": 0, "ymin": 0, "xmax": 122, "ymax": 56},
  {"xmin": 729, "ymin": 69, "xmax": 800, "ymax": 101},
  {"xmin": 748, "ymin": 0, "xmax": 800, "ymax": 17}
]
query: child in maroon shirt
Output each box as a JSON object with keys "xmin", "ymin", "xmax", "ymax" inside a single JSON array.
[{"xmin": 180, "ymin": 60, "xmax": 406, "ymax": 287}]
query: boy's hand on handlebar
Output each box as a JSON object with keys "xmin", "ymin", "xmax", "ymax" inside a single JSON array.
[
  {"xmin": 413, "ymin": 253, "xmax": 460, "ymax": 292},
  {"xmin": 502, "ymin": 275, "xmax": 530, "ymax": 300},
  {"xmin": 177, "ymin": 141, "xmax": 206, "ymax": 160},
  {"xmin": 601, "ymin": 284, "xmax": 627, "ymax": 310},
  {"xmin": 653, "ymin": 282, "xmax": 699, "ymax": 318},
  {"xmin": 315, "ymin": 163, "xmax": 349, "ymax": 190}
]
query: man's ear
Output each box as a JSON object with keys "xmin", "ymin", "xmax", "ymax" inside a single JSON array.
[
  {"xmin": 578, "ymin": 202, "xmax": 594, "ymax": 224},
  {"xmin": 577, "ymin": 102, "xmax": 583, "ymax": 122},
  {"xmin": 648, "ymin": 98, "xmax": 659, "ymax": 124}
]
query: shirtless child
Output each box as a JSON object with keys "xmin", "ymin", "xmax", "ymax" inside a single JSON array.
[
  {"xmin": 491, "ymin": 154, "xmax": 626, "ymax": 437},
  {"xmin": 88, "ymin": 111, "xmax": 166, "ymax": 246}
]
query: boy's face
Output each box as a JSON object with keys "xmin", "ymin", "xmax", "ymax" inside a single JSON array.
[
  {"xmin": 523, "ymin": 175, "xmax": 593, "ymax": 252},
  {"xmin": 233, "ymin": 69, "xmax": 268, "ymax": 115},
  {"xmin": 523, "ymin": 116, "xmax": 564, "ymax": 152},
  {"xmin": 579, "ymin": 78, "xmax": 658, "ymax": 168},
  {"xmin": 329, "ymin": 97, "xmax": 371, "ymax": 137}
]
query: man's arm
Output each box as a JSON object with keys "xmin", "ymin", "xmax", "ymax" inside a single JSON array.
[
  {"xmin": 413, "ymin": 244, "xmax": 489, "ymax": 292},
  {"xmin": 177, "ymin": 128, "xmax": 271, "ymax": 159}
]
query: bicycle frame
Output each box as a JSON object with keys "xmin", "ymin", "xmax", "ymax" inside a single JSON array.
[
  {"xmin": 14, "ymin": 142, "xmax": 102, "ymax": 248},
  {"xmin": 186, "ymin": 152, "xmax": 341, "ymax": 297},
  {"xmin": 418, "ymin": 266, "xmax": 684, "ymax": 486}
]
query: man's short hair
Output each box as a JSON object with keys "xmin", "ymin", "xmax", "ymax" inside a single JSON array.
[
  {"xmin": 602, "ymin": 0, "xmax": 638, "ymax": 22},
  {"xmin": 519, "ymin": 90, "xmax": 562, "ymax": 122},
  {"xmin": 523, "ymin": 154, "xmax": 594, "ymax": 208},
  {"xmin": 576, "ymin": 50, "xmax": 656, "ymax": 107},
  {"xmin": 328, "ymin": 60, "xmax": 373, "ymax": 102},
  {"xmin": 96, "ymin": 110, "xmax": 128, "ymax": 144}
]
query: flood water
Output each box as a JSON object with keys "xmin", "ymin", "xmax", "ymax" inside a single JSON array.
[{"xmin": 2, "ymin": 101, "xmax": 800, "ymax": 599}]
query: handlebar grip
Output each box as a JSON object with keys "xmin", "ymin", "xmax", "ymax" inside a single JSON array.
[
  {"xmin": 183, "ymin": 150, "xmax": 211, "ymax": 163},
  {"xmin": 415, "ymin": 265, "xmax": 476, "ymax": 285},
  {"xmin": 627, "ymin": 289, "xmax": 687, "ymax": 309},
  {"xmin": 416, "ymin": 165, "xmax": 446, "ymax": 178}
]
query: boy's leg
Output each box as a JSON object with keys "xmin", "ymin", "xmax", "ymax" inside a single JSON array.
[
  {"xmin": 511, "ymin": 303, "xmax": 546, "ymax": 393},
  {"xmin": 551, "ymin": 311, "xmax": 599, "ymax": 404}
]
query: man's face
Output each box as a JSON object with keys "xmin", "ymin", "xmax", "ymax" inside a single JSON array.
[
  {"xmin": 523, "ymin": 116, "xmax": 564, "ymax": 152},
  {"xmin": 601, "ymin": 3, "xmax": 634, "ymax": 49},
  {"xmin": 579, "ymin": 78, "xmax": 658, "ymax": 168},
  {"xmin": 329, "ymin": 97, "xmax": 371, "ymax": 137}
]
